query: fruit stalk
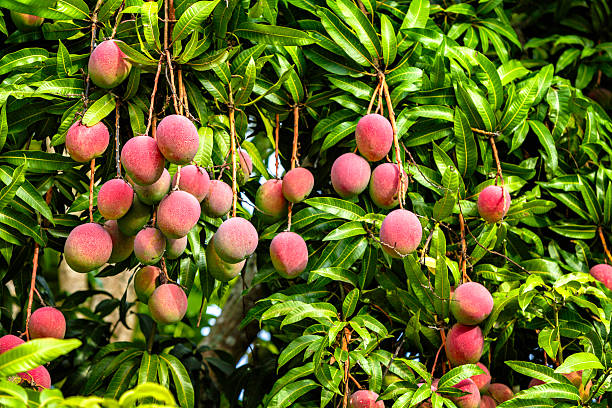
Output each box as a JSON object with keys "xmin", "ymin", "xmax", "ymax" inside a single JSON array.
[
  {"xmin": 89, "ymin": 159, "xmax": 95, "ymax": 222},
  {"xmin": 145, "ymin": 56, "xmax": 164, "ymax": 136},
  {"xmin": 382, "ymin": 77, "xmax": 405, "ymax": 208},
  {"xmin": 459, "ymin": 212, "xmax": 468, "ymax": 281},
  {"xmin": 114, "ymin": 100, "xmax": 121, "ymax": 177},
  {"xmin": 274, "ymin": 113, "xmax": 280, "ymax": 179},
  {"xmin": 25, "ymin": 243, "xmax": 39, "ymax": 340},
  {"xmin": 229, "ymin": 99, "xmax": 237, "ymax": 217},
  {"xmin": 110, "ymin": 0, "xmax": 125, "ymax": 39},
  {"xmin": 598, "ymin": 226, "xmax": 612, "ymax": 264},
  {"xmin": 286, "ymin": 106, "xmax": 300, "ymax": 230}
]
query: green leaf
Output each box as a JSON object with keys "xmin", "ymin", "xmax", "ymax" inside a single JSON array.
[
  {"xmin": 173, "ymin": 0, "xmax": 220, "ymax": 42},
  {"xmin": 138, "ymin": 352, "xmax": 159, "ymax": 384},
  {"xmin": 0, "ymin": 48, "xmax": 48, "ymax": 75},
  {"xmin": 381, "ymin": 15, "xmax": 397, "ymax": 66},
  {"xmin": 0, "ymin": 163, "xmax": 26, "ymax": 211},
  {"xmin": 510, "ymin": 383, "xmax": 580, "ymax": 401},
  {"xmin": 577, "ymin": 175, "xmax": 601, "ymax": 223},
  {"xmin": 318, "ymin": 8, "xmax": 372, "ymax": 67},
  {"xmin": 0, "ymin": 105, "xmax": 7, "ymax": 156},
  {"xmin": 454, "ymin": 81, "xmax": 495, "ymax": 132},
  {"xmin": 505, "ymin": 361, "xmax": 570, "ymax": 385},
  {"xmin": 56, "ymin": 40, "xmax": 72, "ymax": 77},
  {"xmin": 105, "ymin": 358, "xmax": 139, "ymax": 399},
  {"xmin": 538, "ymin": 328, "xmax": 560, "ymax": 360},
  {"xmin": 336, "ymin": 0, "xmax": 382, "ymax": 61},
  {"xmin": 304, "ymin": 197, "xmax": 366, "ymax": 220},
  {"xmin": 141, "ymin": 1, "xmax": 161, "ymax": 50},
  {"xmin": 0, "ymin": 338, "xmax": 81, "ymax": 376},
  {"xmin": 554, "ymin": 352, "xmax": 604, "ymax": 374},
  {"xmin": 342, "ymin": 288, "xmax": 359, "ymax": 319},
  {"xmin": 401, "ymin": 0, "xmax": 430, "ymax": 29},
  {"xmin": 309, "ymin": 267, "xmax": 359, "ymax": 287},
  {"xmin": 475, "ymin": 52, "xmax": 503, "ymax": 111},
  {"xmin": 323, "ymin": 221, "xmax": 366, "ymax": 241},
  {"xmin": 527, "ymin": 120, "xmax": 558, "ymax": 172},
  {"xmin": 438, "ymin": 364, "xmax": 483, "ymax": 388},
  {"xmin": 500, "ymin": 78, "xmax": 538, "ymax": 133},
  {"xmin": 159, "ymin": 353, "xmax": 194, "ymax": 408},
  {"xmin": 453, "ymin": 107, "xmax": 477, "ymax": 177},
  {"xmin": 235, "ymin": 23, "xmax": 315, "ymax": 46},
  {"xmin": 0, "ymin": 166, "xmax": 53, "ymax": 222},
  {"xmin": 267, "ymin": 379, "xmax": 318, "ymax": 408},
  {"xmin": 82, "ymin": 94, "xmax": 116, "ymax": 126},
  {"xmin": 277, "ymin": 335, "xmax": 321, "ymax": 369}
]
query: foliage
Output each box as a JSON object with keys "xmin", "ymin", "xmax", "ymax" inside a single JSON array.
[{"xmin": 0, "ymin": 0, "xmax": 611, "ymax": 407}]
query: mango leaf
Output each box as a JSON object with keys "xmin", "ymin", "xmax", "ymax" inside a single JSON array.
[
  {"xmin": 0, "ymin": 338, "xmax": 81, "ymax": 376},
  {"xmin": 304, "ymin": 197, "xmax": 366, "ymax": 220},
  {"xmin": 159, "ymin": 353, "xmax": 194, "ymax": 408},
  {"xmin": 0, "ymin": 163, "xmax": 25, "ymax": 210},
  {"xmin": 0, "ymin": 48, "xmax": 48, "ymax": 75},
  {"xmin": 336, "ymin": 0, "xmax": 382, "ymax": 61},
  {"xmin": 141, "ymin": 1, "xmax": 161, "ymax": 50},
  {"xmin": 401, "ymin": 0, "xmax": 430, "ymax": 29},
  {"xmin": 235, "ymin": 23, "xmax": 315, "ymax": 46},
  {"xmin": 83, "ymin": 94, "xmax": 116, "ymax": 126},
  {"xmin": 554, "ymin": 352, "xmax": 604, "ymax": 374},
  {"xmin": 381, "ymin": 15, "xmax": 397, "ymax": 66},
  {"xmin": 173, "ymin": 0, "xmax": 220, "ymax": 42}
]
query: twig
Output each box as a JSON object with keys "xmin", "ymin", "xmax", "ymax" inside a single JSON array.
[
  {"xmin": 229, "ymin": 77, "xmax": 237, "ymax": 218},
  {"xmin": 110, "ymin": 0, "xmax": 125, "ymax": 39},
  {"xmin": 381, "ymin": 75, "xmax": 405, "ymax": 208},
  {"xmin": 160, "ymin": 257, "xmax": 169, "ymax": 283},
  {"xmin": 177, "ymin": 68, "xmax": 185, "ymax": 115},
  {"xmin": 147, "ymin": 321, "xmax": 156, "ymax": 353},
  {"xmin": 115, "ymin": 99, "xmax": 122, "ymax": 177},
  {"xmin": 367, "ymin": 81, "xmax": 381, "ymax": 115},
  {"xmin": 342, "ymin": 327, "xmax": 351, "ymax": 408},
  {"xmin": 25, "ymin": 244, "xmax": 40, "ymax": 340},
  {"xmin": 274, "ymin": 114, "xmax": 280, "ymax": 179},
  {"xmin": 598, "ymin": 226, "xmax": 612, "ymax": 264},
  {"xmin": 145, "ymin": 56, "xmax": 164, "ymax": 136},
  {"xmin": 286, "ymin": 106, "xmax": 300, "ymax": 231},
  {"xmin": 89, "ymin": 159, "xmax": 95, "ymax": 222},
  {"xmin": 431, "ymin": 328, "xmax": 446, "ymax": 376},
  {"xmin": 459, "ymin": 212, "xmax": 468, "ymax": 282}
]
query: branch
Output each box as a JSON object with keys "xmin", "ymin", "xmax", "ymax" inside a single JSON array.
[
  {"xmin": 381, "ymin": 76, "xmax": 405, "ymax": 208},
  {"xmin": 25, "ymin": 243, "xmax": 40, "ymax": 340}
]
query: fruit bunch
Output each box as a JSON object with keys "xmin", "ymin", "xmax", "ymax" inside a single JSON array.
[
  {"xmin": 60, "ymin": 42, "xmax": 260, "ymax": 325},
  {"xmin": 0, "ymin": 307, "xmax": 66, "ymax": 389}
]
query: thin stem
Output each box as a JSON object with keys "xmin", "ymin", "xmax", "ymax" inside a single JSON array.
[
  {"xmin": 286, "ymin": 106, "xmax": 300, "ymax": 231},
  {"xmin": 489, "ymin": 136, "xmax": 504, "ymax": 186},
  {"xmin": 459, "ymin": 212, "xmax": 468, "ymax": 282},
  {"xmin": 431, "ymin": 328, "xmax": 446, "ymax": 376},
  {"xmin": 165, "ymin": 51, "xmax": 180, "ymax": 113},
  {"xmin": 290, "ymin": 105, "xmax": 299, "ymax": 170},
  {"xmin": 145, "ymin": 56, "xmax": 164, "ymax": 136},
  {"xmin": 598, "ymin": 226, "xmax": 612, "ymax": 264},
  {"xmin": 177, "ymin": 68, "xmax": 185, "ymax": 115},
  {"xmin": 115, "ymin": 99, "xmax": 122, "ymax": 178},
  {"xmin": 25, "ymin": 243, "xmax": 40, "ymax": 340},
  {"xmin": 110, "ymin": 0, "xmax": 125, "ymax": 39},
  {"xmin": 229, "ymin": 105, "xmax": 237, "ymax": 217},
  {"xmin": 342, "ymin": 327, "xmax": 351, "ymax": 408},
  {"xmin": 147, "ymin": 321, "xmax": 156, "ymax": 354},
  {"xmin": 84, "ymin": 0, "xmax": 105, "ymax": 108},
  {"xmin": 367, "ymin": 81, "xmax": 381, "ymax": 115},
  {"xmin": 274, "ymin": 113, "xmax": 280, "ymax": 179},
  {"xmin": 89, "ymin": 159, "xmax": 95, "ymax": 222},
  {"xmin": 555, "ymin": 307, "xmax": 563, "ymax": 364},
  {"xmin": 381, "ymin": 76, "xmax": 405, "ymax": 208}
]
